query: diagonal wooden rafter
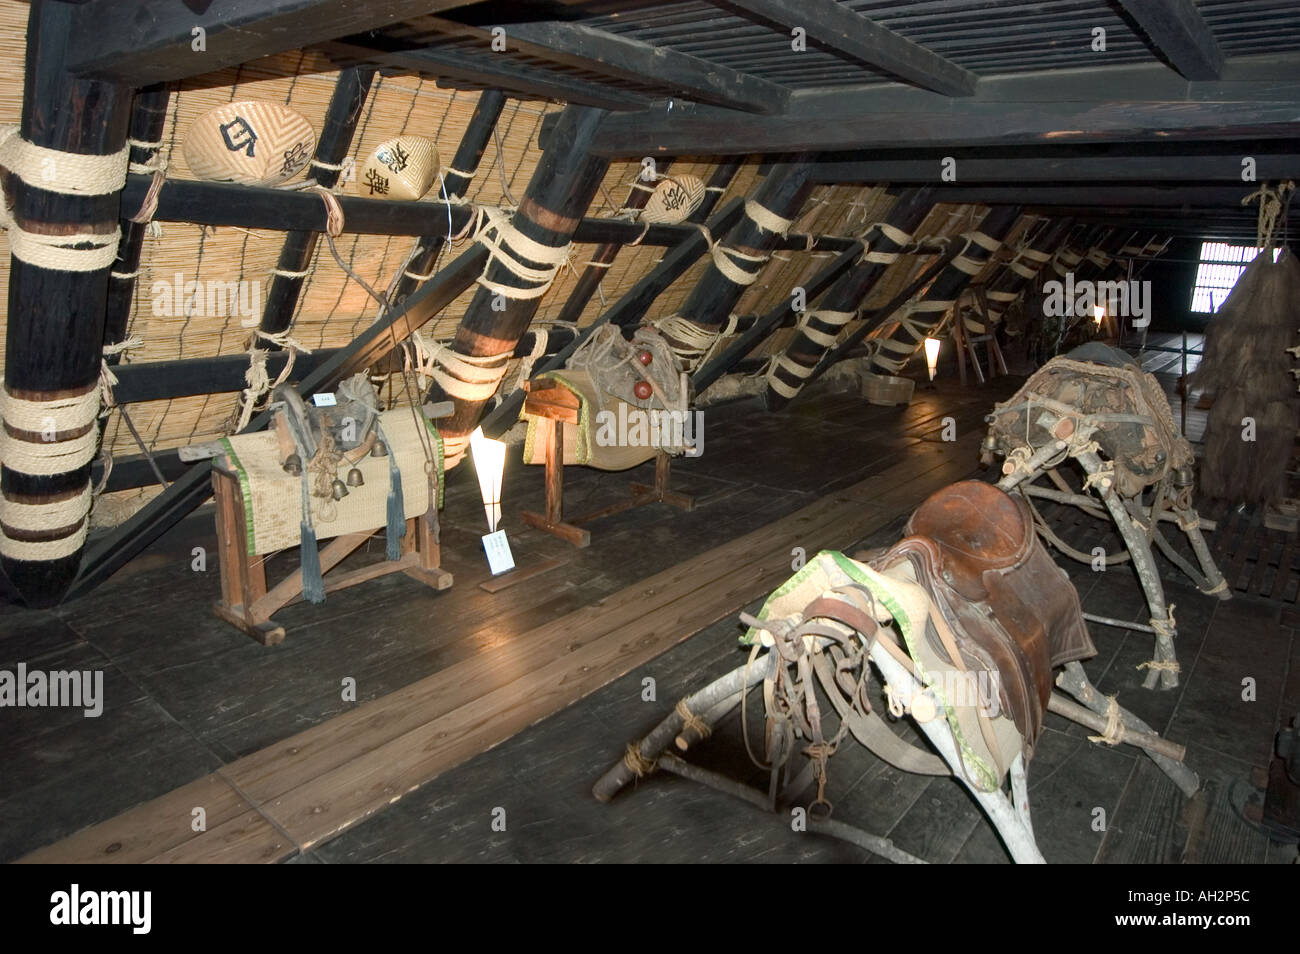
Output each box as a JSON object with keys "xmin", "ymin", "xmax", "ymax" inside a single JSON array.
[
  {"xmin": 711, "ymin": 0, "xmax": 977, "ymax": 96},
  {"xmin": 1115, "ymin": 0, "xmax": 1224, "ymax": 81}
]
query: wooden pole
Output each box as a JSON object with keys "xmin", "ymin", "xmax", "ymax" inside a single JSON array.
[
  {"xmin": 424, "ymin": 105, "xmax": 611, "ymax": 467},
  {"xmin": 388, "ymin": 89, "xmax": 506, "ymax": 311},
  {"xmin": 258, "ymin": 67, "xmax": 375, "ymax": 338},
  {"xmin": 863, "ymin": 205, "xmax": 1023, "ymax": 377},
  {"xmin": 959, "ymin": 215, "xmax": 1075, "ymax": 345},
  {"xmin": 662, "ymin": 156, "xmax": 815, "ymax": 352},
  {"xmin": 762, "ymin": 187, "xmax": 936, "ymax": 409},
  {"xmin": 103, "ymin": 82, "xmax": 170, "ymax": 353},
  {"xmin": 549, "ymin": 157, "xmax": 674, "ymax": 327},
  {"xmin": 1, "ymin": 1, "xmax": 132, "ymax": 607}
]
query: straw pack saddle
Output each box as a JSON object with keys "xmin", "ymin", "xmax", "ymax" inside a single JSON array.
[{"xmin": 870, "ymin": 481, "xmax": 1095, "ymax": 753}]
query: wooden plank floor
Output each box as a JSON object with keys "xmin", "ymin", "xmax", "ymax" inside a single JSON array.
[{"xmin": 4, "ymin": 372, "xmax": 1294, "ymax": 864}]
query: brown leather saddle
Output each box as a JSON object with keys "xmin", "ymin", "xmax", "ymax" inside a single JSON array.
[{"xmin": 871, "ymin": 481, "xmax": 1095, "ymax": 755}]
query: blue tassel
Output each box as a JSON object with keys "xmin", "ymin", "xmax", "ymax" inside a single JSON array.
[
  {"xmin": 383, "ymin": 426, "xmax": 405, "ymax": 561},
  {"xmin": 300, "ymin": 476, "xmax": 325, "ymax": 604}
]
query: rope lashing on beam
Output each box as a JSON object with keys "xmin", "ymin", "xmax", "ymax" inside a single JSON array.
[
  {"xmin": 870, "ymin": 299, "xmax": 956, "ymax": 373},
  {"xmin": 1051, "ymin": 247, "xmax": 1084, "ymax": 276},
  {"xmin": 125, "ymin": 137, "xmax": 168, "ymax": 226},
  {"xmin": 0, "ymin": 124, "xmax": 130, "ymax": 195},
  {"xmin": 743, "ymin": 199, "xmax": 794, "ymax": 236},
  {"xmin": 652, "ymin": 313, "xmax": 741, "ymax": 372},
  {"xmin": 98, "ymin": 336, "xmax": 145, "ymax": 410},
  {"xmin": 230, "ymin": 330, "xmax": 313, "ymax": 434},
  {"xmin": 0, "ymin": 128, "xmax": 139, "ymax": 272},
  {"xmin": 465, "ymin": 205, "xmax": 573, "ymax": 300},
  {"xmin": 792, "ymin": 309, "xmax": 857, "ymax": 350},
  {"xmin": 858, "ymin": 221, "xmax": 915, "ymax": 265},
  {"xmin": 766, "ymin": 352, "xmax": 819, "ymax": 399},
  {"xmin": 0, "ymin": 384, "xmax": 100, "ymax": 477}
]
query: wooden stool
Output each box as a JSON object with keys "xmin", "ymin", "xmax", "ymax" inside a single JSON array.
[
  {"xmin": 519, "ymin": 380, "xmax": 695, "ymax": 548},
  {"xmin": 211, "ymin": 462, "xmax": 452, "ymax": 646}
]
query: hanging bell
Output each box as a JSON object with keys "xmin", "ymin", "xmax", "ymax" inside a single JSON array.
[
  {"xmin": 331, "ymin": 478, "xmax": 349, "ymax": 500},
  {"xmin": 283, "ymin": 452, "xmax": 303, "ymax": 476},
  {"xmin": 371, "ymin": 440, "xmax": 389, "ymax": 458},
  {"xmin": 346, "ymin": 467, "xmax": 365, "ymax": 487}
]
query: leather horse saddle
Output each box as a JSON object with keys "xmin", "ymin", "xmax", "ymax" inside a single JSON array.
[{"xmin": 871, "ymin": 481, "xmax": 1095, "ymax": 756}]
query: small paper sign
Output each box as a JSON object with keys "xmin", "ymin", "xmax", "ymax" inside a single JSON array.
[
  {"xmin": 312, "ymin": 392, "xmax": 338, "ymax": 407},
  {"xmin": 482, "ymin": 529, "xmax": 515, "ymax": 576}
]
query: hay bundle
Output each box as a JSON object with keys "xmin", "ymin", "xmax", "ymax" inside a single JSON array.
[{"xmin": 1189, "ymin": 247, "xmax": 1300, "ymax": 504}]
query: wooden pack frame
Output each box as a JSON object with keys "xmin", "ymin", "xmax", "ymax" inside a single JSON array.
[
  {"xmin": 211, "ymin": 460, "xmax": 451, "ymax": 646},
  {"xmin": 519, "ymin": 378, "xmax": 694, "ymax": 548}
]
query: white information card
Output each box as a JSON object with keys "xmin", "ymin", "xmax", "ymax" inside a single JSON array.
[{"xmin": 482, "ymin": 529, "xmax": 515, "ymax": 576}]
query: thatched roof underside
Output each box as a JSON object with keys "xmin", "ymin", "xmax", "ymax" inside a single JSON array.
[{"xmin": 0, "ymin": 0, "xmax": 1038, "ymax": 522}]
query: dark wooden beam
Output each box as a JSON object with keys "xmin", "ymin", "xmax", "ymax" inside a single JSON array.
[
  {"xmin": 895, "ymin": 184, "xmax": 1265, "ymax": 207},
  {"xmin": 672, "ymin": 156, "xmax": 815, "ymax": 338},
  {"xmin": 817, "ymin": 205, "xmax": 1022, "ymax": 382},
  {"xmin": 1116, "ymin": 0, "xmax": 1223, "ymax": 81},
  {"xmin": 118, "ymin": 172, "xmax": 860, "ymax": 248},
  {"xmin": 547, "ymin": 158, "xmax": 746, "ymax": 332},
  {"xmin": 67, "ymin": 0, "xmax": 484, "ymax": 86},
  {"xmin": 2, "ymin": 0, "xmax": 132, "ymax": 607},
  {"xmin": 550, "ymin": 157, "xmax": 675, "ymax": 327},
  {"xmin": 714, "ymin": 0, "xmax": 976, "ymax": 96},
  {"xmin": 811, "ymin": 151, "xmax": 1300, "ymax": 183},
  {"xmin": 387, "ymin": 89, "xmax": 506, "ymax": 312},
  {"xmin": 325, "ymin": 37, "xmax": 651, "ymax": 111},
  {"xmin": 425, "ymin": 18, "xmax": 788, "ymax": 113},
  {"xmin": 103, "ymin": 82, "xmax": 171, "ymax": 353},
  {"xmin": 107, "ymin": 327, "xmax": 578, "ymax": 405},
  {"xmin": 590, "ymin": 55, "xmax": 1300, "ymax": 156}
]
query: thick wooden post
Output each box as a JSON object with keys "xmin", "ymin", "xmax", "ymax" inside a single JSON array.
[
  {"xmin": 259, "ymin": 67, "xmax": 375, "ymax": 337},
  {"xmin": 1, "ymin": 1, "xmax": 132, "ymax": 606},
  {"xmin": 762, "ymin": 187, "xmax": 935, "ymax": 409},
  {"xmin": 657, "ymin": 156, "xmax": 815, "ymax": 366},
  {"xmin": 388, "ymin": 89, "xmax": 506, "ymax": 310},
  {"xmin": 867, "ymin": 205, "xmax": 1023, "ymax": 376},
  {"xmin": 426, "ymin": 105, "xmax": 610, "ymax": 467}
]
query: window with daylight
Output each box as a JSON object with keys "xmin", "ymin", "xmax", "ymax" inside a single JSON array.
[{"xmin": 1190, "ymin": 241, "xmax": 1282, "ymax": 313}]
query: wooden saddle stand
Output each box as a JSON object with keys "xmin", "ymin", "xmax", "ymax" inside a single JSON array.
[
  {"xmin": 211, "ymin": 410, "xmax": 453, "ymax": 646},
  {"xmin": 519, "ymin": 378, "xmax": 694, "ymax": 548}
]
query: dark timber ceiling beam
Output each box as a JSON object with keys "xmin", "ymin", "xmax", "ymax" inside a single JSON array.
[
  {"xmin": 904, "ymin": 185, "xmax": 1266, "ymax": 207},
  {"xmin": 118, "ymin": 172, "xmax": 860, "ymax": 249},
  {"xmin": 812, "ymin": 152, "xmax": 1300, "ymax": 184},
  {"xmin": 326, "ymin": 38, "xmax": 651, "ymax": 111},
  {"xmin": 712, "ymin": 0, "xmax": 976, "ymax": 96},
  {"xmin": 380, "ymin": 17, "xmax": 788, "ymax": 113},
  {"xmin": 590, "ymin": 55, "xmax": 1300, "ymax": 155},
  {"xmin": 67, "ymin": 0, "xmax": 487, "ymax": 86},
  {"xmin": 1116, "ymin": 0, "xmax": 1224, "ymax": 81}
]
